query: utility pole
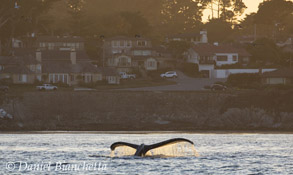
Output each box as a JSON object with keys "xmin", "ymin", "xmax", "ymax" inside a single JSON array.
[
  {"xmin": 254, "ymin": 24, "xmax": 256, "ymax": 41},
  {"xmin": 100, "ymin": 35, "xmax": 105, "ymax": 67},
  {"xmin": 290, "ymin": 52, "xmax": 292, "ymax": 68},
  {"xmin": 286, "ymin": 41, "xmax": 293, "ymax": 68}
]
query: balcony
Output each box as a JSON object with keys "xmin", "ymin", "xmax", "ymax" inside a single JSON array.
[
  {"xmin": 199, "ymin": 60, "xmax": 215, "ymax": 64},
  {"xmin": 117, "ymin": 63, "xmax": 132, "ymax": 68}
]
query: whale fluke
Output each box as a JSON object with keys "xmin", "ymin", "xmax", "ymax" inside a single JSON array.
[
  {"xmin": 110, "ymin": 142, "xmax": 139, "ymax": 151},
  {"xmin": 110, "ymin": 138, "xmax": 194, "ymax": 157}
]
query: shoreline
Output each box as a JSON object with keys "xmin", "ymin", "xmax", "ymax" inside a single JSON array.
[{"xmin": 1, "ymin": 90, "xmax": 293, "ymax": 132}]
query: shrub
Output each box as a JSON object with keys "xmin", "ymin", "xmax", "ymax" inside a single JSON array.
[
  {"xmin": 227, "ymin": 73, "xmax": 261, "ymax": 89},
  {"xmin": 147, "ymin": 68, "xmax": 170, "ymax": 80},
  {"xmin": 0, "ymin": 78, "xmax": 12, "ymax": 86},
  {"xmin": 179, "ymin": 63, "xmax": 199, "ymax": 77},
  {"xmin": 53, "ymin": 81, "xmax": 69, "ymax": 88},
  {"xmin": 129, "ymin": 68, "xmax": 142, "ymax": 78},
  {"xmin": 78, "ymin": 80, "xmax": 108, "ymax": 88}
]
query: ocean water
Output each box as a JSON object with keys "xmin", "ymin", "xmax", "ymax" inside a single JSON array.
[{"xmin": 0, "ymin": 133, "xmax": 292, "ymax": 175}]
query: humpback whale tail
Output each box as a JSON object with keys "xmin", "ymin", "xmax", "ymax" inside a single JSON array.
[{"xmin": 110, "ymin": 138, "xmax": 196, "ymax": 157}]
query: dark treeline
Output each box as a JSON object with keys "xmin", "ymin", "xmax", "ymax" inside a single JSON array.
[{"xmin": 0, "ymin": 0, "xmax": 293, "ymax": 56}]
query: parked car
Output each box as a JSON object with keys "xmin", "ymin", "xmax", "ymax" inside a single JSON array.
[
  {"xmin": 0, "ymin": 85, "xmax": 9, "ymax": 92},
  {"xmin": 210, "ymin": 84, "xmax": 227, "ymax": 91},
  {"xmin": 119, "ymin": 72, "xmax": 136, "ymax": 79},
  {"xmin": 160, "ymin": 71, "xmax": 178, "ymax": 78},
  {"xmin": 36, "ymin": 84, "xmax": 58, "ymax": 91}
]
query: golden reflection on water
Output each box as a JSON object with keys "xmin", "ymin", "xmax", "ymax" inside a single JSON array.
[{"xmin": 111, "ymin": 142, "xmax": 199, "ymax": 157}]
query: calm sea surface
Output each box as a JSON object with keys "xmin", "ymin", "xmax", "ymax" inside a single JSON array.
[{"xmin": 0, "ymin": 133, "xmax": 292, "ymax": 175}]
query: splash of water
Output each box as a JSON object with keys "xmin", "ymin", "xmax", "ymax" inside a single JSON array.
[
  {"xmin": 111, "ymin": 146, "xmax": 136, "ymax": 157},
  {"xmin": 110, "ymin": 142, "xmax": 199, "ymax": 157}
]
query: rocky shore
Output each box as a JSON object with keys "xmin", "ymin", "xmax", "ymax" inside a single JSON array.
[{"xmin": 0, "ymin": 90, "xmax": 292, "ymax": 131}]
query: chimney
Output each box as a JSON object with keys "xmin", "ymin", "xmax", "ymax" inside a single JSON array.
[
  {"xmin": 70, "ymin": 49, "xmax": 76, "ymax": 64},
  {"xmin": 200, "ymin": 30, "xmax": 208, "ymax": 43},
  {"xmin": 36, "ymin": 49, "xmax": 42, "ymax": 62}
]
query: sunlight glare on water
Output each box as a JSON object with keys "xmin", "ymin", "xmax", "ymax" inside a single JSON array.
[
  {"xmin": 110, "ymin": 146, "xmax": 136, "ymax": 157},
  {"xmin": 145, "ymin": 142, "xmax": 199, "ymax": 157},
  {"xmin": 1, "ymin": 134, "xmax": 293, "ymax": 175}
]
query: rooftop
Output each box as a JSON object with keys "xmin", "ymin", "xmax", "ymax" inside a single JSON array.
[{"xmin": 262, "ymin": 68, "xmax": 293, "ymax": 78}]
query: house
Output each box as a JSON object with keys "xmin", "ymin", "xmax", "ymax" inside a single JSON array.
[
  {"xmin": 37, "ymin": 49, "xmax": 103, "ymax": 86},
  {"xmin": 36, "ymin": 36, "xmax": 85, "ymax": 51},
  {"xmin": 237, "ymin": 35, "xmax": 256, "ymax": 44},
  {"xmin": 3, "ymin": 35, "xmax": 112, "ymax": 85},
  {"xmin": 186, "ymin": 43, "xmax": 251, "ymax": 78},
  {"xmin": 165, "ymin": 30, "xmax": 208, "ymax": 44},
  {"xmin": 152, "ymin": 46, "xmax": 176, "ymax": 69},
  {"xmin": 100, "ymin": 67, "xmax": 120, "ymax": 85},
  {"xmin": 0, "ymin": 49, "xmax": 104, "ymax": 85},
  {"xmin": 12, "ymin": 36, "xmax": 85, "ymax": 51},
  {"xmin": 262, "ymin": 68, "xmax": 293, "ymax": 85},
  {"xmin": 0, "ymin": 56, "xmax": 41, "ymax": 84},
  {"xmin": 104, "ymin": 36, "xmax": 159, "ymax": 72}
]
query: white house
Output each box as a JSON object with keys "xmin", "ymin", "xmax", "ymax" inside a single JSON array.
[
  {"xmin": 166, "ymin": 30, "xmax": 208, "ymax": 44},
  {"xmin": 186, "ymin": 43, "xmax": 251, "ymax": 78}
]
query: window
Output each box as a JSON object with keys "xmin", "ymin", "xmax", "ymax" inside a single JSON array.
[
  {"xmin": 142, "ymin": 50, "xmax": 151, "ymax": 56},
  {"xmin": 64, "ymin": 75, "xmax": 68, "ymax": 83},
  {"xmin": 36, "ymin": 65, "xmax": 41, "ymax": 73},
  {"xmin": 49, "ymin": 75, "xmax": 54, "ymax": 83},
  {"xmin": 83, "ymin": 74, "xmax": 92, "ymax": 83},
  {"xmin": 70, "ymin": 75, "xmax": 75, "ymax": 81},
  {"xmin": 133, "ymin": 50, "xmax": 142, "ymax": 56},
  {"xmin": 137, "ymin": 40, "xmax": 147, "ymax": 47},
  {"xmin": 233, "ymin": 55, "xmax": 238, "ymax": 61},
  {"xmin": 126, "ymin": 41, "xmax": 132, "ymax": 47},
  {"xmin": 40, "ymin": 42, "xmax": 46, "ymax": 48},
  {"xmin": 119, "ymin": 41, "xmax": 125, "ymax": 47},
  {"xmin": 58, "ymin": 75, "xmax": 63, "ymax": 82},
  {"xmin": 119, "ymin": 57, "xmax": 129, "ymax": 66},
  {"xmin": 54, "ymin": 75, "xmax": 58, "ymax": 82},
  {"xmin": 30, "ymin": 65, "xmax": 35, "ymax": 72},
  {"xmin": 217, "ymin": 56, "xmax": 228, "ymax": 61},
  {"xmin": 112, "ymin": 41, "xmax": 119, "ymax": 47},
  {"xmin": 18, "ymin": 75, "xmax": 22, "ymax": 81},
  {"xmin": 18, "ymin": 75, "xmax": 27, "ymax": 82},
  {"xmin": 48, "ymin": 43, "xmax": 54, "ymax": 50},
  {"xmin": 148, "ymin": 61, "xmax": 156, "ymax": 67}
]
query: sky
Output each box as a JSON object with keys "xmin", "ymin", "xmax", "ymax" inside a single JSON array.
[{"xmin": 203, "ymin": 0, "xmax": 264, "ymax": 21}]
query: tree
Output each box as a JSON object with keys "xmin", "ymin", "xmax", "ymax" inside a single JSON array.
[
  {"xmin": 160, "ymin": 0, "xmax": 207, "ymax": 34},
  {"xmin": 246, "ymin": 37, "xmax": 284, "ymax": 65},
  {"xmin": 254, "ymin": 0, "xmax": 293, "ymax": 39},
  {"xmin": 0, "ymin": 0, "xmax": 59, "ymax": 54},
  {"xmin": 255, "ymin": 0, "xmax": 293, "ymax": 26},
  {"xmin": 67, "ymin": 0, "xmax": 87, "ymax": 35},
  {"xmin": 96, "ymin": 11, "xmax": 151, "ymax": 37},
  {"xmin": 203, "ymin": 18, "xmax": 233, "ymax": 42},
  {"xmin": 206, "ymin": 0, "xmax": 246, "ymax": 22},
  {"xmin": 167, "ymin": 41, "xmax": 191, "ymax": 60}
]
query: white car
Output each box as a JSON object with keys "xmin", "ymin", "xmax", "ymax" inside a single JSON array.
[
  {"xmin": 36, "ymin": 84, "xmax": 58, "ymax": 91},
  {"xmin": 119, "ymin": 72, "xmax": 136, "ymax": 79},
  {"xmin": 160, "ymin": 71, "xmax": 178, "ymax": 78}
]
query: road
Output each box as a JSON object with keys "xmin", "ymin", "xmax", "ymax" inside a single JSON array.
[{"xmin": 122, "ymin": 71, "xmax": 226, "ymax": 91}]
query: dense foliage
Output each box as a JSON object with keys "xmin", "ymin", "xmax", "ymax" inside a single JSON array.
[{"xmin": 0, "ymin": 0, "xmax": 292, "ymax": 66}]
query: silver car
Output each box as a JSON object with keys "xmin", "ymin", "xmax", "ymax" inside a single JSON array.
[{"xmin": 160, "ymin": 71, "xmax": 178, "ymax": 78}]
